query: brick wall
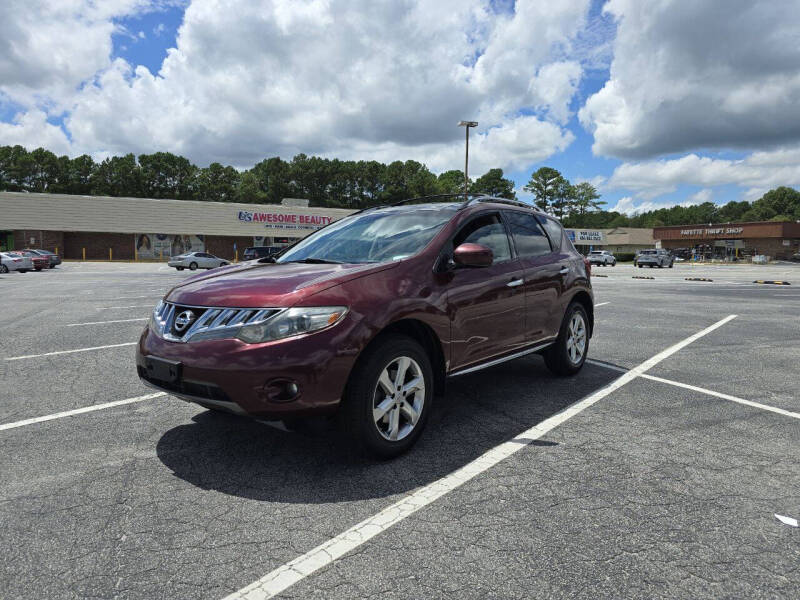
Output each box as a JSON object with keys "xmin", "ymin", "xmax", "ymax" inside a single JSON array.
[
  {"xmin": 205, "ymin": 235, "xmax": 256, "ymax": 261},
  {"xmin": 63, "ymin": 231, "xmax": 135, "ymax": 260},
  {"xmin": 12, "ymin": 230, "xmax": 65, "ymax": 253}
]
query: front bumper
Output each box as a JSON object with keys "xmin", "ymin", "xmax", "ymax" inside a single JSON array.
[{"xmin": 135, "ymin": 320, "xmax": 359, "ymax": 419}]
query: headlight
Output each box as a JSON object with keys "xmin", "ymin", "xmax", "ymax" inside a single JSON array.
[
  {"xmin": 236, "ymin": 306, "xmax": 347, "ymax": 344},
  {"xmin": 150, "ymin": 300, "xmax": 166, "ymax": 334}
]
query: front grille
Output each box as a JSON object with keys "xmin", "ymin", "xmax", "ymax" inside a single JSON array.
[
  {"xmin": 138, "ymin": 367, "xmax": 231, "ymax": 402},
  {"xmin": 152, "ymin": 302, "xmax": 282, "ymax": 343}
]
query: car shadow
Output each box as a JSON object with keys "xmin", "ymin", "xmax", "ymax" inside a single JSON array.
[{"xmin": 156, "ymin": 357, "xmax": 620, "ymax": 503}]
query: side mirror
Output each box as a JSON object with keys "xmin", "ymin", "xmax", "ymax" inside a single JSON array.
[{"xmin": 453, "ymin": 242, "xmax": 493, "ymax": 268}]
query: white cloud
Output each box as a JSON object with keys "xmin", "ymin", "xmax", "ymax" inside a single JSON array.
[
  {"xmin": 607, "ymin": 147, "xmax": 800, "ymax": 200},
  {"xmin": 686, "ymin": 188, "xmax": 712, "ymax": 206},
  {"xmin": 1, "ymin": 0, "xmax": 592, "ymax": 172},
  {"xmin": 580, "ymin": 0, "xmax": 800, "ymax": 159},
  {"xmin": 0, "ymin": 110, "xmax": 73, "ymax": 155}
]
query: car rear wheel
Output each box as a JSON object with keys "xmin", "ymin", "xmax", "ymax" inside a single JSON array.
[
  {"xmin": 189, "ymin": 262, "xmax": 198, "ymax": 270},
  {"xmin": 544, "ymin": 302, "xmax": 589, "ymax": 376},
  {"xmin": 340, "ymin": 334, "xmax": 433, "ymax": 458},
  {"xmin": 176, "ymin": 266, "xmax": 184, "ymax": 271}
]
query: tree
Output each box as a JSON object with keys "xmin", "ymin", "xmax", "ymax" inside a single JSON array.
[
  {"xmin": 437, "ymin": 169, "xmax": 468, "ymax": 195},
  {"xmin": 192, "ymin": 163, "xmax": 240, "ymax": 202},
  {"xmin": 471, "ymin": 168, "xmax": 516, "ymax": 199},
  {"xmin": 571, "ymin": 182, "xmax": 604, "ymax": 216},
  {"xmin": 90, "ymin": 153, "xmax": 141, "ymax": 197},
  {"xmin": 138, "ymin": 152, "xmax": 196, "ymax": 199},
  {"xmin": 524, "ymin": 167, "xmax": 564, "ymax": 213}
]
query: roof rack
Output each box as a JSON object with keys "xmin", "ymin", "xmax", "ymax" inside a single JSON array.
[
  {"xmin": 461, "ymin": 195, "xmax": 534, "ymax": 210},
  {"xmin": 352, "ymin": 192, "xmax": 534, "ymax": 215}
]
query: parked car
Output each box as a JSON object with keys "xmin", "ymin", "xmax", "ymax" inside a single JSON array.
[
  {"xmin": 168, "ymin": 251, "xmax": 230, "ymax": 271},
  {"xmin": 18, "ymin": 250, "xmax": 48, "ymax": 271},
  {"xmin": 138, "ymin": 196, "xmax": 594, "ymax": 457},
  {"xmin": 243, "ymin": 246, "xmax": 282, "ymax": 261},
  {"xmin": 636, "ymin": 248, "xmax": 673, "ymax": 268},
  {"xmin": 24, "ymin": 248, "xmax": 61, "ymax": 268},
  {"xmin": 1, "ymin": 251, "xmax": 33, "ymax": 273},
  {"xmin": 587, "ymin": 250, "xmax": 616, "ymax": 266}
]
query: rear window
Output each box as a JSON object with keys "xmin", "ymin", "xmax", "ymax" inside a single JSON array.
[
  {"xmin": 590, "ymin": 251, "xmax": 603, "ymax": 255},
  {"xmin": 640, "ymin": 250, "xmax": 656, "ymax": 255},
  {"xmin": 504, "ymin": 211, "xmax": 551, "ymax": 258},
  {"xmin": 536, "ymin": 216, "xmax": 564, "ymax": 251}
]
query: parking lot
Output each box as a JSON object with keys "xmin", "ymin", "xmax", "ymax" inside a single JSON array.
[{"xmin": 1, "ymin": 261, "xmax": 798, "ymax": 599}]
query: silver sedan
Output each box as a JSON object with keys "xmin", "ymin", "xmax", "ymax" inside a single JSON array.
[
  {"xmin": 168, "ymin": 251, "xmax": 230, "ymax": 271},
  {"xmin": 1, "ymin": 252, "xmax": 34, "ymax": 273}
]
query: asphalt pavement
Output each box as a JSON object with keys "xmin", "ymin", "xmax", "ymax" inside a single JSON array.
[{"xmin": 1, "ymin": 261, "xmax": 798, "ymax": 599}]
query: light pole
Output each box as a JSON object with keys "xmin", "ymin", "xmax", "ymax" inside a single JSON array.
[{"xmin": 458, "ymin": 120, "xmax": 478, "ymax": 202}]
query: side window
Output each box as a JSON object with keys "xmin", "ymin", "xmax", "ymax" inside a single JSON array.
[
  {"xmin": 453, "ymin": 214, "xmax": 511, "ymax": 264},
  {"xmin": 505, "ymin": 211, "xmax": 551, "ymax": 258},
  {"xmin": 536, "ymin": 216, "xmax": 564, "ymax": 251}
]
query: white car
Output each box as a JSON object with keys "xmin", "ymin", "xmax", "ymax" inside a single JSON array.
[
  {"xmin": 0, "ymin": 252, "xmax": 34, "ymax": 273},
  {"xmin": 168, "ymin": 251, "xmax": 230, "ymax": 271},
  {"xmin": 587, "ymin": 250, "xmax": 617, "ymax": 266}
]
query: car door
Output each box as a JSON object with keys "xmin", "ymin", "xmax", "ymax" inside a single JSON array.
[
  {"xmin": 446, "ymin": 212, "xmax": 526, "ymax": 370},
  {"xmin": 503, "ymin": 210, "xmax": 563, "ymax": 343}
]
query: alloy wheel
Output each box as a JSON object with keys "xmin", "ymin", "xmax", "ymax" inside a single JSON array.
[
  {"xmin": 566, "ymin": 312, "xmax": 587, "ymax": 365},
  {"xmin": 372, "ymin": 356, "xmax": 425, "ymax": 441}
]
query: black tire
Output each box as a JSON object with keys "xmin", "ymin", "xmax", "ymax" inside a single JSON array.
[
  {"xmin": 189, "ymin": 262, "xmax": 198, "ymax": 270},
  {"xmin": 544, "ymin": 302, "xmax": 590, "ymax": 376},
  {"xmin": 0, "ymin": 264, "xmax": 8, "ymax": 273},
  {"xmin": 19, "ymin": 269, "xmax": 28, "ymax": 273},
  {"xmin": 669, "ymin": 261, "xmax": 674, "ymax": 268},
  {"xmin": 340, "ymin": 334, "xmax": 433, "ymax": 459},
  {"xmin": 612, "ymin": 260, "xmax": 616, "ymax": 267},
  {"xmin": 638, "ymin": 264, "xmax": 642, "ymax": 268},
  {"xmin": 176, "ymin": 266, "xmax": 185, "ymax": 271}
]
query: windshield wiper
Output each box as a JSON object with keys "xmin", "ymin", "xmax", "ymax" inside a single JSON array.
[{"xmin": 284, "ymin": 257, "xmax": 344, "ymax": 264}]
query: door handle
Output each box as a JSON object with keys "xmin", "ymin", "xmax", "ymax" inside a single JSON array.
[
  {"xmin": 559, "ymin": 266, "xmax": 569, "ymax": 275},
  {"xmin": 507, "ymin": 278, "xmax": 524, "ymax": 288}
]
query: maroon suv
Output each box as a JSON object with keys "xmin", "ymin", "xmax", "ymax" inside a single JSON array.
[{"xmin": 137, "ymin": 196, "xmax": 594, "ymax": 457}]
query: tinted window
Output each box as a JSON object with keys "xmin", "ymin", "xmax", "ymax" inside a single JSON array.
[
  {"xmin": 536, "ymin": 216, "xmax": 563, "ymax": 251},
  {"xmin": 504, "ymin": 212, "xmax": 551, "ymax": 258},
  {"xmin": 454, "ymin": 214, "xmax": 511, "ymax": 263},
  {"xmin": 278, "ymin": 204, "xmax": 458, "ymax": 264}
]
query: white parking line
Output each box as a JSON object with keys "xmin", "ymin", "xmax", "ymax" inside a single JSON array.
[
  {"xmin": 66, "ymin": 318, "xmax": 149, "ymax": 327},
  {"xmin": 595, "ymin": 302, "xmax": 610, "ymax": 307},
  {"xmin": 0, "ymin": 392, "xmax": 166, "ymax": 431},
  {"xmin": 222, "ymin": 314, "xmax": 737, "ymax": 600},
  {"xmin": 96, "ymin": 305, "xmax": 155, "ymax": 310},
  {"xmin": 640, "ymin": 374, "xmax": 800, "ymax": 420},
  {"xmin": 5, "ymin": 342, "xmax": 137, "ymax": 361}
]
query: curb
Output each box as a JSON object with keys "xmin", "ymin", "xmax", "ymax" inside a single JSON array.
[
  {"xmin": 632, "ymin": 276, "xmax": 655, "ymax": 280},
  {"xmin": 685, "ymin": 277, "xmax": 713, "ymax": 282},
  {"xmin": 753, "ymin": 280, "xmax": 791, "ymax": 285}
]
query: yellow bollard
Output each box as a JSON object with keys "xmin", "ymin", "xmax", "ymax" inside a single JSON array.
[
  {"xmin": 160, "ymin": 249, "xmax": 163, "ymax": 260},
  {"xmin": 82, "ymin": 247, "xmax": 86, "ymax": 261},
  {"xmin": 55, "ymin": 246, "xmax": 59, "ymax": 256},
  {"xmin": 235, "ymin": 249, "xmax": 239, "ymax": 263},
  {"xmin": 134, "ymin": 247, "xmax": 138, "ymax": 262},
  {"xmin": 109, "ymin": 248, "xmax": 112, "ymax": 261}
]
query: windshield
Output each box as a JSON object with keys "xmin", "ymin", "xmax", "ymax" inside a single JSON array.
[{"xmin": 277, "ymin": 205, "xmax": 457, "ymax": 264}]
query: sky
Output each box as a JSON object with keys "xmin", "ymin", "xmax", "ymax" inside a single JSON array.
[{"xmin": 1, "ymin": 0, "xmax": 800, "ymax": 214}]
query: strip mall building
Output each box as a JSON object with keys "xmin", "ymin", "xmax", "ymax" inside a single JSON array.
[
  {"xmin": 0, "ymin": 192, "xmax": 353, "ymax": 260},
  {"xmin": 653, "ymin": 221, "xmax": 800, "ymax": 260}
]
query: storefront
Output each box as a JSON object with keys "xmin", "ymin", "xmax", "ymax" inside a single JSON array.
[
  {"xmin": 565, "ymin": 227, "xmax": 655, "ymax": 256},
  {"xmin": 653, "ymin": 221, "xmax": 800, "ymax": 261},
  {"xmin": 0, "ymin": 192, "xmax": 354, "ymax": 261}
]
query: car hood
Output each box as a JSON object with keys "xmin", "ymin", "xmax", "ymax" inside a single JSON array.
[{"xmin": 166, "ymin": 260, "xmax": 398, "ymax": 307}]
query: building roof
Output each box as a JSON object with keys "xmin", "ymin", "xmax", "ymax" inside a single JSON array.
[{"xmin": 0, "ymin": 192, "xmax": 354, "ymax": 236}]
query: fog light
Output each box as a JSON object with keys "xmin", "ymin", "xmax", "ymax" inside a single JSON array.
[{"xmin": 263, "ymin": 379, "xmax": 301, "ymax": 403}]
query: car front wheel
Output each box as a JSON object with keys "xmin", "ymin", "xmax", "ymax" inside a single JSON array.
[
  {"xmin": 544, "ymin": 302, "xmax": 589, "ymax": 376},
  {"xmin": 0, "ymin": 264, "xmax": 8, "ymax": 273},
  {"xmin": 341, "ymin": 334, "xmax": 433, "ymax": 458},
  {"xmin": 189, "ymin": 262, "xmax": 198, "ymax": 270}
]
